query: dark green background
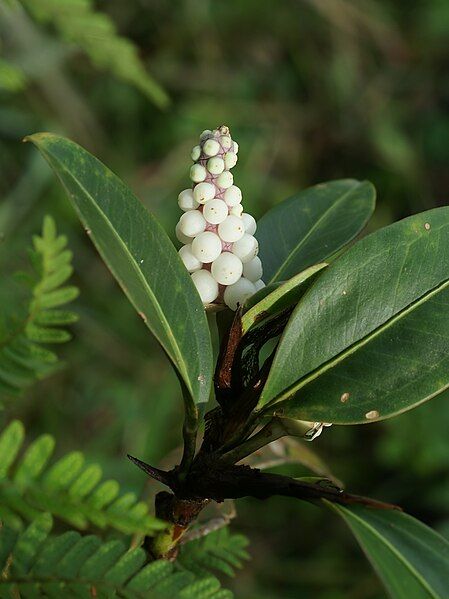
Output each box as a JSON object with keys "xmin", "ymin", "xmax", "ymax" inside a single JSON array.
[{"xmin": 1, "ymin": 1, "xmax": 448, "ymax": 597}]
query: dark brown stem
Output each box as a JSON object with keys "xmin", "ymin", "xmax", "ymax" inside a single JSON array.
[{"xmin": 182, "ymin": 464, "xmax": 401, "ymax": 511}]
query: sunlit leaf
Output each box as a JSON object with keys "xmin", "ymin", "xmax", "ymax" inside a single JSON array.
[
  {"xmin": 27, "ymin": 133, "xmax": 212, "ymax": 407},
  {"xmin": 242, "ymin": 263, "xmax": 327, "ymax": 333},
  {"xmin": 258, "ymin": 208, "xmax": 449, "ymax": 423}
]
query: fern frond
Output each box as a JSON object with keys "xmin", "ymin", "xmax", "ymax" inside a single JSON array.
[
  {"xmin": 21, "ymin": 0, "xmax": 169, "ymax": 108},
  {"xmin": 0, "ymin": 514, "xmax": 233, "ymax": 598},
  {"xmin": 0, "ymin": 215, "xmax": 78, "ymax": 398},
  {"xmin": 0, "ymin": 420, "xmax": 165, "ymax": 536},
  {"xmin": 179, "ymin": 527, "xmax": 250, "ymax": 579}
]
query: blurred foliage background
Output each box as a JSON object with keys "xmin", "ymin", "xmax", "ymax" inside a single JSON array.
[{"xmin": 1, "ymin": 0, "xmax": 448, "ymax": 597}]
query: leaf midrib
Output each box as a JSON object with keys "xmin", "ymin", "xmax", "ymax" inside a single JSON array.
[
  {"xmin": 43, "ymin": 148, "xmax": 194, "ymax": 398},
  {"xmin": 339, "ymin": 508, "xmax": 439, "ymax": 599},
  {"xmin": 270, "ymin": 182, "xmax": 362, "ymax": 282},
  {"xmin": 265, "ymin": 276, "xmax": 449, "ymax": 409}
]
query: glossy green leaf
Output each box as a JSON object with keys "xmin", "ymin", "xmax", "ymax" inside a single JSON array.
[
  {"xmin": 256, "ymin": 179, "xmax": 375, "ymax": 283},
  {"xmin": 26, "ymin": 133, "xmax": 212, "ymax": 406},
  {"xmin": 241, "ymin": 263, "xmax": 327, "ymax": 333},
  {"xmin": 258, "ymin": 208, "xmax": 449, "ymax": 423},
  {"xmin": 328, "ymin": 504, "xmax": 449, "ymax": 599}
]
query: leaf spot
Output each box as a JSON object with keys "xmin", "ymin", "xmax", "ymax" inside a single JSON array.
[
  {"xmin": 365, "ymin": 410, "xmax": 379, "ymax": 420},
  {"xmin": 340, "ymin": 392, "xmax": 350, "ymax": 403},
  {"xmin": 197, "ymin": 373, "xmax": 206, "ymax": 385},
  {"xmin": 342, "ymin": 290, "xmax": 347, "ymax": 296},
  {"xmin": 424, "ymin": 222, "xmax": 431, "ymax": 231}
]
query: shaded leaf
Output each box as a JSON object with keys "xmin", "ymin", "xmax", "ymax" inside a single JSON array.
[
  {"xmin": 256, "ymin": 179, "xmax": 375, "ymax": 283},
  {"xmin": 328, "ymin": 504, "xmax": 449, "ymax": 599}
]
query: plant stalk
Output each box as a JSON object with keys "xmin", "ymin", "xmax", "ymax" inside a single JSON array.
[
  {"xmin": 178, "ymin": 383, "xmax": 199, "ymax": 479},
  {"xmin": 219, "ymin": 418, "xmax": 288, "ymax": 465}
]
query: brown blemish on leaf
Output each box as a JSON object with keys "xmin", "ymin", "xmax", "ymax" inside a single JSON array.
[
  {"xmin": 340, "ymin": 392, "xmax": 350, "ymax": 403},
  {"xmin": 424, "ymin": 222, "xmax": 431, "ymax": 231}
]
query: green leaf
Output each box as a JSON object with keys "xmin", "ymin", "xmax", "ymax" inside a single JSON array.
[
  {"xmin": 26, "ymin": 133, "xmax": 212, "ymax": 407},
  {"xmin": 33, "ymin": 286, "xmax": 79, "ymax": 309},
  {"xmin": 0, "ymin": 517, "xmax": 232, "ymax": 597},
  {"xmin": 258, "ymin": 208, "xmax": 449, "ymax": 423},
  {"xmin": 0, "ymin": 420, "xmax": 165, "ymax": 535},
  {"xmin": 25, "ymin": 325, "xmax": 72, "ymax": 344},
  {"xmin": 0, "ymin": 420, "xmax": 25, "ymax": 480},
  {"xmin": 0, "ymin": 216, "xmax": 77, "ymax": 399},
  {"xmin": 34, "ymin": 310, "xmax": 78, "ymax": 326},
  {"xmin": 256, "ymin": 179, "xmax": 375, "ymax": 283},
  {"xmin": 21, "ymin": 0, "xmax": 169, "ymax": 108},
  {"xmin": 178, "ymin": 528, "xmax": 249, "ymax": 580},
  {"xmin": 241, "ymin": 263, "xmax": 327, "ymax": 333},
  {"xmin": 328, "ymin": 504, "xmax": 449, "ymax": 599}
]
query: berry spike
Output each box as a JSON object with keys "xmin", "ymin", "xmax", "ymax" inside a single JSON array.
[{"xmin": 177, "ymin": 125, "xmax": 264, "ymax": 310}]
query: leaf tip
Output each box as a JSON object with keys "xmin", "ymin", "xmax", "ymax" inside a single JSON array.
[{"xmin": 23, "ymin": 132, "xmax": 58, "ymax": 147}]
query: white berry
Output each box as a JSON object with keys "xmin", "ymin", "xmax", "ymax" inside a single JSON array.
[
  {"xmin": 178, "ymin": 189, "xmax": 199, "ymax": 211},
  {"xmin": 242, "ymin": 213, "xmax": 257, "ymax": 235},
  {"xmin": 191, "ymin": 269, "xmax": 218, "ymax": 304},
  {"xmin": 177, "ymin": 126, "xmax": 264, "ymax": 311},
  {"xmin": 179, "ymin": 244, "xmax": 202, "ymax": 272},
  {"xmin": 218, "ymin": 215, "xmax": 245, "ymax": 243},
  {"xmin": 243, "ymin": 256, "xmax": 263, "ymax": 282},
  {"xmin": 220, "ymin": 135, "xmax": 232, "ymax": 150},
  {"xmin": 191, "ymin": 231, "xmax": 222, "ymax": 263},
  {"xmin": 230, "ymin": 204, "xmax": 243, "ymax": 217},
  {"xmin": 178, "ymin": 210, "xmax": 207, "ymax": 237},
  {"xmin": 203, "ymin": 199, "xmax": 229, "ymax": 224},
  {"xmin": 190, "ymin": 164, "xmax": 207, "ymax": 183},
  {"xmin": 232, "ymin": 234, "xmax": 259, "ymax": 263},
  {"xmin": 193, "ymin": 182, "xmax": 215, "ymax": 204},
  {"xmin": 224, "ymin": 152, "xmax": 237, "ymax": 169},
  {"xmin": 203, "ymin": 139, "xmax": 220, "ymax": 157},
  {"xmin": 224, "ymin": 185, "xmax": 242, "ymax": 207},
  {"xmin": 207, "ymin": 157, "xmax": 225, "ymax": 175},
  {"xmin": 191, "ymin": 145, "xmax": 201, "ymax": 161},
  {"xmin": 216, "ymin": 171, "xmax": 233, "ymax": 189},
  {"xmin": 211, "ymin": 252, "xmax": 243, "ymax": 285},
  {"xmin": 224, "ymin": 278, "xmax": 256, "ymax": 310},
  {"xmin": 176, "ymin": 222, "xmax": 193, "ymax": 244}
]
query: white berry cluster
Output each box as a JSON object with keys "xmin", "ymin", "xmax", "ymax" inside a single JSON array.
[{"xmin": 176, "ymin": 125, "xmax": 264, "ymax": 310}]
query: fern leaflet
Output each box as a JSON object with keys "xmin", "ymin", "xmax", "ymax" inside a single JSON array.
[
  {"xmin": 0, "ymin": 514, "xmax": 233, "ymax": 598},
  {"xmin": 0, "ymin": 215, "xmax": 78, "ymax": 398},
  {"xmin": 0, "ymin": 420, "xmax": 165, "ymax": 536},
  {"xmin": 21, "ymin": 0, "xmax": 169, "ymax": 108},
  {"xmin": 179, "ymin": 527, "xmax": 250, "ymax": 579}
]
